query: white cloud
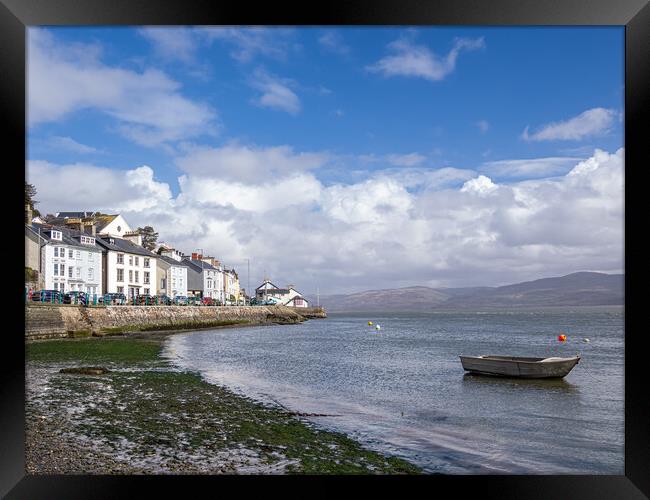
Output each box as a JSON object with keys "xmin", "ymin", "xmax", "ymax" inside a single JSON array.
[
  {"xmin": 27, "ymin": 148, "xmax": 624, "ymax": 293},
  {"xmin": 174, "ymin": 142, "xmax": 329, "ymax": 183},
  {"xmin": 366, "ymin": 36, "xmax": 485, "ymax": 81},
  {"xmin": 386, "ymin": 153, "xmax": 426, "ymax": 167},
  {"xmin": 460, "ymin": 175, "xmax": 498, "ymax": 196},
  {"xmin": 357, "ymin": 152, "xmax": 427, "ymax": 168},
  {"xmin": 46, "ymin": 136, "xmax": 100, "ymax": 154},
  {"xmin": 318, "ymin": 31, "xmax": 350, "ymax": 56},
  {"xmin": 249, "ymin": 68, "xmax": 301, "ymax": 115},
  {"xmin": 479, "ymin": 156, "xmax": 582, "ymax": 179},
  {"xmin": 522, "ymin": 108, "xmax": 618, "ymax": 142},
  {"xmin": 199, "ymin": 27, "xmax": 294, "ymax": 63},
  {"xmin": 138, "ymin": 27, "xmax": 199, "ymax": 63},
  {"xmin": 28, "ymin": 28, "xmax": 218, "ymax": 146}
]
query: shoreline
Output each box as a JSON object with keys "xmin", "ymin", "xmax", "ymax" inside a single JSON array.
[{"xmin": 25, "ymin": 331, "xmax": 422, "ymax": 475}]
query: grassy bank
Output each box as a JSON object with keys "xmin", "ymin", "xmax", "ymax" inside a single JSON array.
[{"xmin": 26, "ymin": 336, "xmax": 421, "ymax": 474}]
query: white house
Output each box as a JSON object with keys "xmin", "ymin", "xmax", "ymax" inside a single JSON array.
[
  {"xmin": 95, "ymin": 234, "xmax": 158, "ymax": 298},
  {"xmin": 33, "ymin": 223, "xmax": 104, "ymax": 295},
  {"xmin": 49, "ymin": 212, "xmax": 132, "ymax": 239},
  {"xmin": 255, "ymin": 279, "xmax": 310, "ymax": 308},
  {"xmin": 89, "ymin": 214, "xmax": 133, "ymax": 238},
  {"xmin": 157, "ymin": 248, "xmax": 188, "ymax": 297}
]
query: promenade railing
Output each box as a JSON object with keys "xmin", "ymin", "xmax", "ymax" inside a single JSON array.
[{"xmin": 26, "ymin": 287, "xmax": 242, "ymax": 307}]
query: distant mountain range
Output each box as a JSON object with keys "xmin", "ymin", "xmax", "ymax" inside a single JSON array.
[{"xmin": 307, "ymin": 272, "xmax": 624, "ymax": 312}]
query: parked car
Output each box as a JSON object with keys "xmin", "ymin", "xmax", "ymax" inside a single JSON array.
[
  {"xmin": 99, "ymin": 293, "xmax": 127, "ymax": 305},
  {"xmin": 173, "ymin": 295, "xmax": 189, "ymax": 305},
  {"xmin": 201, "ymin": 297, "xmax": 216, "ymax": 306},
  {"xmin": 136, "ymin": 294, "xmax": 155, "ymax": 305},
  {"xmin": 30, "ymin": 289, "xmax": 64, "ymax": 303},
  {"xmin": 187, "ymin": 296, "xmax": 201, "ymax": 306},
  {"xmin": 64, "ymin": 291, "xmax": 88, "ymax": 305},
  {"xmin": 156, "ymin": 295, "xmax": 173, "ymax": 305}
]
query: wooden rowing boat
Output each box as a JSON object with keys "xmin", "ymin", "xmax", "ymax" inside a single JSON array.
[{"xmin": 459, "ymin": 354, "xmax": 580, "ymax": 379}]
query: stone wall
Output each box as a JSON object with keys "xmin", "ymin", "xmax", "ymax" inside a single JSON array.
[
  {"xmin": 285, "ymin": 306, "xmax": 327, "ymax": 318},
  {"xmin": 25, "ymin": 304, "xmax": 317, "ymax": 340}
]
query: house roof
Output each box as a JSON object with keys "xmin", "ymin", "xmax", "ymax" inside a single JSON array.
[
  {"xmin": 55, "ymin": 211, "xmax": 96, "ymax": 218},
  {"xmin": 262, "ymin": 288, "xmax": 291, "ymax": 295},
  {"xmin": 94, "ymin": 234, "xmax": 158, "ymax": 257},
  {"xmin": 181, "ymin": 258, "xmax": 218, "ymax": 272},
  {"xmin": 30, "ymin": 223, "xmax": 103, "ymax": 252},
  {"xmin": 158, "ymin": 255, "xmax": 186, "ymax": 267},
  {"xmin": 94, "ymin": 215, "xmax": 118, "ymax": 232},
  {"xmin": 25, "ymin": 224, "xmax": 48, "ymax": 245},
  {"xmin": 256, "ymin": 281, "xmax": 281, "ymax": 291}
]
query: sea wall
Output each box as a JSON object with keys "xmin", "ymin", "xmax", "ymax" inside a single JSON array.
[
  {"xmin": 25, "ymin": 304, "xmax": 320, "ymax": 340},
  {"xmin": 285, "ymin": 306, "xmax": 327, "ymax": 318}
]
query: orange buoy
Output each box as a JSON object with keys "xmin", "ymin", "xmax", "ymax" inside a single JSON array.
[{"xmin": 558, "ymin": 334, "xmax": 567, "ymax": 342}]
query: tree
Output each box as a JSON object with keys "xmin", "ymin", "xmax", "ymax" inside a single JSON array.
[
  {"xmin": 25, "ymin": 182, "xmax": 41, "ymax": 216},
  {"xmin": 138, "ymin": 226, "xmax": 159, "ymax": 251}
]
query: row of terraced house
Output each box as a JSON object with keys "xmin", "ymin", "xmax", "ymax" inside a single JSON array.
[{"xmin": 24, "ymin": 207, "xmax": 245, "ymax": 304}]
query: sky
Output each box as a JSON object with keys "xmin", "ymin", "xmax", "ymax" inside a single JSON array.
[{"xmin": 26, "ymin": 26, "xmax": 624, "ymax": 294}]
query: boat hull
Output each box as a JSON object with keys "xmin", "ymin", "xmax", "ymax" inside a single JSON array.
[{"xmin": 459, "ymin": 355, "xmax": 580, "ymax": 379}]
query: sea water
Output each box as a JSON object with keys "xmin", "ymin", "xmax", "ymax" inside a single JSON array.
[{"xmin": 163, "ymin": 308, "xmax": 624, "ymax": 474}]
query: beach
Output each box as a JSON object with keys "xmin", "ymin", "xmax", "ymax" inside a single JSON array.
[{"xmin": 25, "ymin": 332, "xmax": 421, "ymax": 475}]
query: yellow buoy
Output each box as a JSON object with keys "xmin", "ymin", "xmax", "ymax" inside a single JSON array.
[{"xmin": 368, "ymin": 321, "xmax": 373, "ymax": 326}]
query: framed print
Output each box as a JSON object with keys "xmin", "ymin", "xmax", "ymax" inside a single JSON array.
[{"xmin": 3, "ymin": 0, "xmax": 648, "ymax": 497}]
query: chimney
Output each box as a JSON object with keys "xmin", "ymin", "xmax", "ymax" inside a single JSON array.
[
  {"xmin": 83, "ymin": 218, "xmax": 96, "ymax": 236},
  {"xmin": 25, "ymin": 203, "xmax": 32, "ymax": 224},
  {"xmin": 64, "ymin": 217, "xmax": 84, "ymax": 232},
  {"xmin": 123, "ymin": 230, "xmax": 143, "ymax": 246}
]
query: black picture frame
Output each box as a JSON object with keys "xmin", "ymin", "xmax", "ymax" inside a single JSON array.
[{"xmin": 3, "ymin": 0, "xmax": 648, "ymax": 497}]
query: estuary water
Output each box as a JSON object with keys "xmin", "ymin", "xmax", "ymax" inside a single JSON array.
[{"xmin": 163, "ymin": 308, "xmax": 624, "ymax": 474}]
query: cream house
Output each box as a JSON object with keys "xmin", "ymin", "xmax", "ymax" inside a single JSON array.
[{"xmin": 95, "ymin": 234, "xmax": 158, "ymax": 298}]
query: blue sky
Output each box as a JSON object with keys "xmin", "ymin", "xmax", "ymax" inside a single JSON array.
[{"xmin": 27, "ymin": 27, "xmax": 625, "ymax": 293}]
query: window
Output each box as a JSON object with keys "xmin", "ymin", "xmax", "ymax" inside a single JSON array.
[
  {"xmin": 81, "ymin": 236, "xmax": 95, "ymax": 245},
  {"xmin": 129, "ymin": 255, "xmax": 133, "ymax": 265},
  {"xmin": 53, "ymin": 247, "xmax": 58, "ymax": 257},
  {"xmin": 117, "ymin": 268, "xmax": 124, "ymax": 282},
  {"xmin": 144, "ymin": 272, "xmax": 150, "ymax": 284},
  {"xmin": 53, "ymin": 263, "xmax": 58, "ymax": 276},
  {"xmin": 68, "ymin": 249, "xmax": 73, "ymax": 259},
  {"xmin": 144, "ymin": 288, "xmax": 149, "ymax": 295},
  {"xmin": 135, "ymin": 256, "xmax": 139, "ymax": 266},
  {"xmin": 135, "ymin": 271, "xmax": 139, "ymax": 283},
  {"xmin": 60, "ymin": 283, "xmax": 65, "ymax": 293},
  {"xmin": 88, "ymin": 268, "xmax": 94, "ymax": 280},
  {"xmin": 51, "ymin": 231, "xmax": 62, "ymax": 241},
  {"xmin": 129, "ymin": 270, "xmax": 133, "ymax": 282},
  {"xmin": 68, "ymin": 267, "xmax": 73, "ymax": 278},
  {"xmin": 53, "ymin": 282, "xmax": 58, "ymax": 290},
  {"xmin": 117, "ymin": 253, "xmax": 124, "ymax": 264},
  {"xmin": 117, "ymin": 286, "xmax": 124, "ymax": 294},
  {"xmin": 76, "ymin": 268, "xmax": 81, "ymax": 278},
  {"xmin": 76, "ymin": 250, "xmax": 81, "ymax": 259},
  {"xmin": 88, "ymin": 252, "xmax": 93, "ymax": 260},
  {"xmin": 144, "ymin": 258, "xmax": 150, "ymax": 268},
  {"xmin": 60, "ymin": 264, "xmax": 65, "ymax": 276}
]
